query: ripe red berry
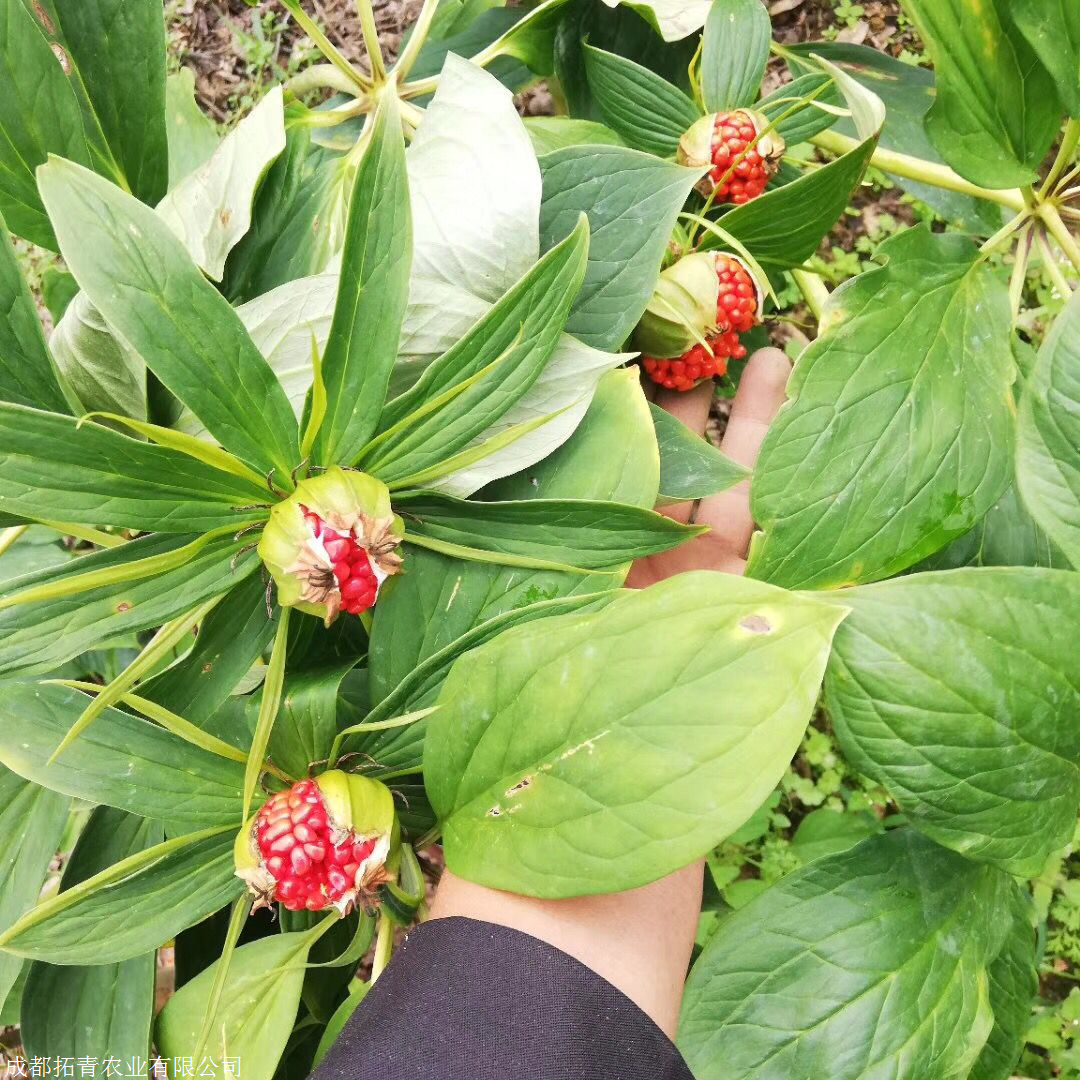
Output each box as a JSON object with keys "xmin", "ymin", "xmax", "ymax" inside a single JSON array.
[
  {"xmin": 253, "ymin": 779, "xmax": 382, "ymax": 912},
  {"xmin": 298, "ymin": 506, "xmax": 383, "ymax": 618},
  {"xmin": 641, "ymin": 253, "xmax": 759, "ymax": 392},
  {"xmin": 677, "ymin": 110, "xmax": 785, "ymax": 205}
]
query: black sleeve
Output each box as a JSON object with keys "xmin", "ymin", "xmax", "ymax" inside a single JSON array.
[{"xmin": 311, "ymin": 915, "xmax": 696, "ymax": 1080}]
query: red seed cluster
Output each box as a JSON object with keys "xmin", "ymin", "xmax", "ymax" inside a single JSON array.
[
  {"xmin": 707, "ymin": 110, "xmax": 771, "ymax": 204},
  {"xmin": 255, "ymin": 779, "xmax": 379, "ymax": 911},
  {"xmin": 643, "ymin": 255, "xmax": 759, "ymax": 392},
  {"xmin": 302, "ymin": 507, "xmax": 379, "ymax": 615}
]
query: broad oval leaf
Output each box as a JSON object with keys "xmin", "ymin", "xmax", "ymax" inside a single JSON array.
[
  {"xmin": 0, "ymin": 827, "xmax": 239, "ymax": 965},
  {"xmin": 902, "ymin": 0, "xmax": 1060, "ymax": 188},
  {"xmin": 0, "ymin": 768, "xmax": 69, "ymax": 1012},
  {"xmin": 156, "ymin": 931, "xmax": 313, "ymax": 1080},
  {"xmin": 0, "ymin": 683, "xmax": 244, "ymax": 831},
  {"xmin": 20, "ymin": 808, "xmax": 163, "ymax": 1059},
  {"xmin": 679, "ymin": 829, "xmax": 1022, "ymax": 1080},
  {"xmin": 1010, "ymin": 0, "xmax": 1080, "ymax": 117},
  {"xmin": 539, "ymin": 145, "xmax": 701, "ymax": 349},
  {"xmin": 701, "ymin": 0, "xmax": 771, "ymax": 112},
  {"xmin": 747, "ymin": 226, "xmax": 1015, "ymax": 589},
  {"xmin": 582, "ymin": 43, "xmax": 699, "ymax": 155},
  {"xmin": 425, "ymin": 572, "xmax": 847, "ymax": 897},
  {"xmin": 1017, "ymin": 291, "xmax": 1080, "ymax": 567},
  {"xmin": 37, "ymin": 157, "xmax": 300, "ymax": 477},
  {"xmin": 824, "ymin": 568, "xmax": 1080, "ymax": 877}
]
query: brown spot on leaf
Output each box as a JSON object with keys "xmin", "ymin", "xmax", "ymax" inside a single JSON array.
[
  {"xmin": 487, "ymin": 806, "xmax": 502, "ymax": 818},
  {"xmin": 505, "ymin": 776, "xmax": 532, "ymax": 798},
  {"xmin": 50, "ymin": 43, "xmax": 71, "ymax": 74},
  {"xmin": 115, "ymin": 601, "xmax": 132, "ymax": 614},
  {"xmin": 219, "ymin": 208, "xmax": 232, "ymax": 227},
  {"xmin": 32, "ymin": 2, "xmax": 55, "ymax": 34},
  {"xmin": 739, "ymin": 614, "xmax": 772, "ymax": 634},
  {"xmin": 201, "ymin": 663, "xmax": 213, "ymax": 674}
]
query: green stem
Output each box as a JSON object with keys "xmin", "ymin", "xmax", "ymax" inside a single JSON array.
[
  {"xmin": 1039, "ymin": 202, "xmax": 1080, "ymax": 272},
  {"xmin": 1008, "ymin": 224, "xmax": 1033, "ymax": 327},
  {"xmin": 393, "ymin": 0, "xmax": 442, "ymax": 82},
  {"xmin": 978, "ymin": 207, "xmax": 1032, "ymax": 256},
  {"xmin": 370, "ymin": 911, "xmax": 394, "ymax": 983},
  {"xmin": 35, "ymin": 520, "xmax": 125, "ymax": 548},
  {"xmin": 242, "ymin": 606, "xmax": 292, "ymax": 819},
  {"xmin": 193, "ymin": 896, "xmax": 249, "ymax": 1065},
  {"xmin": 1036, "ymin": 228, "xmax": 1074, "ymax": 299},
  {"xmin": 328, "ymin": 706, "xmax": 438, "ymax": 769},
  {"xmin": 285, "ymin": 63, "xmax": 368, "ymax": 97},
  {"xmin": 355, "ymin": 0, "xmax": 387, "ymax": 83},
  {"xmin": 809, "ymin": 129, "xmax": 1026, "ymax": 212},
  {"xmin": 1041, "ymin": 118, "xmax": 1080, "ymax": 197},
  {"xmin": 280, "ymin": 0, "xmax": 369, "ymax": 92},
  {"xmin": 791, "ymin": 269, "xmax": 829, "ymax": 323}
]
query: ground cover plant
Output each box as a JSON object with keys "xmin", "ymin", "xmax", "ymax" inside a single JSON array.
[{"xmin": 0, "ymin": 0, "xmax": 1077, "ymax": 1076}]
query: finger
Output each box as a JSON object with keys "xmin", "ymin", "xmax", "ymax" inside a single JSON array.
[
  {"xmin": 696, "ymin": 347, "xmax": 791, "ymax": 556},
  {"xmin": 653, "ymin": 379, "xmax": 713, "ymax": 437}
]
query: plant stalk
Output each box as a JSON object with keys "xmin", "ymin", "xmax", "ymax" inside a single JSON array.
[
  {"xmin": 285, "ymin": 63, "xmax": 368, "ymax": 98},
  {"xmin": 1008, "ymin": 224, "xmax": 1033, "ymax": 327},
  {"xmin": 280, "ymin": 0, "xmax": 369, "ymax": 92},
  {"xmin": 355, "ymin": 0, "xmax": 388, "ymax": 83},
  {"xmin": 1039, "ymin": 202, "xmax": 1080, "ymax": 272},
  {"xmin": 791, "ymin": 269, "xmax": 830, "ymax": 323},
  {"xmin": 809, "ymin": 129, "xmax": 1027, "ymax": 212},
  {"xmin": 393, "ymin": 0, "xmax": 441, "ymax": 82},
  {"xmin": 370, "ymin": 911, "xmax": 394, "ymax": 983},
  {"xmin": 1040, "ymin": 118, "xmax": 1080, "ymax": 197},
  {"xmin": 0, "ymin": 525, "xmax": 28, "ymax": 557},
  {"xmin": 1036, "ymin": 228, "xmax": 1074, "ymax": 299}
]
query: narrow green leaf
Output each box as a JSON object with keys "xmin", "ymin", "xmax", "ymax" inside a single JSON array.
[
  {"xmin": 396, "ymin": 489, "xmax": 703, "ymax": 570},
  {"xmin": 0, "ymin": 683, "xmax": 244, "ymax": 831},
  {"xmin": 0, "ymin": 827, "xmax": 241, "ymax": 965},
  {"xmin": 0, "ymin": 534, "xmax": 256, "ymax": 680},
  {"xmin": 523, "ymin": 117, "xmax": 626, "ymax": 154},
  {"xmin": 0, "ymin": 402, "xmax": 269, "ymax": 532},
  {"xmin": 701, "ymin": 0, "xmax": 771, "ymax": 111},
  {"xmin": 679, "ymin": 829, "xmax": 1017, "ymax": 1080},
  {"xmin": 0, "ymin": 0, "xmax": 91, "ymax": 247},
  {"xmin": 427, "ymin": 573, "xmax": 847, "ymax": 896},
  {"xmin": 21, "ymin": 808, "xmax": 163, "ymax": 1062},
  {"xmin": 269, "ymin": 660, "xmax": 356, "ymax": 781},
  {"xmin": 0, "ymin": 215, "xmax": 70, "ymax": 411},
  {"xmin": 243, "ymin": 607, "xmax": 292, "ymax": 818},
  {"xmin": 165, "ymin": 68, "xmax": 220, "ymax": 187},
  {"xmin": 37, "ymin": 157, "xmax": 301, "ymax": 477},
  {"xmin": 315, "ymin": 94, "xmax": 412, "ymax": 466},
  {"xmin": 369, "ymin": 218, "xmax": 590, "ymax": 483},
  {"xmin": 650, "ymin": 402, "xmax": 749, "ymax": 501},
  {"xmin": 300, "ymin": 335, "xmax": 327, "ymax": 460},
  {"xmin": 0, "ymin": 768, "xmax": 69, "ymax": 1011},
  {"xmin": 192, "ymin": 897, "xmax": 249, "ymax": 1065},
  {"xmin": 582, "ymin": 43, "xmax": 700, "ymax": 156}
]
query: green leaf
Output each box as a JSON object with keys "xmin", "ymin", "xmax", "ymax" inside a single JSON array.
[
  {"xmin": 0, "ymin": 826, "xmax": 240, "ymax": 965},
  {"xmin": 0, "ymin": 0, "xmax": 91, "ymax": 248},
  {"xmin": 747, "ymin": 227, "xmax": 1016, "ymax": 589},
  {"xmin": 597, "ymin": 0, "xmax": 712, "ymax": 43},
  {"xmin": 759, "ymin": 73, "xmax": 842, "ymax": 146},
  {"xmin": 50, "ymin": 291, "xmax": 147, "ymax": 419},
  {"xmin": 156, "ymin": 86, "xmax": 286, "ymax": 281},
  {"xmin": 37, "ymin": 157, "xmax": 301, "ymax": 477},
  {"xmin": 701, "ymin": 0, "xmax": 771, "ymax": 112},
  {"xmin": 243, "ymin": 608, "xmax": 291, "ymax": 819},
  {"xmin": 141, "ymin": 572, "xmax": 278, "ymax": 725},
  {"xmin": 397, "ymin": 489, "xmax": 701, "ymax": 571},
  {"xmin": 36, "ymin": 0, "xmax": 170, "ymax": 204},
  {"xmin": 0, "ymin": 402, "xmax": 267, "ymax": 533},
  {"xmin": 523, "ymin": 117, "xmax": 626, "ymax": 154},
  {"xmin": 0, "ymin": 534, "xmax": 256, "ymax": 679},
  {"xmin": 901, "ymin": 0, "xmax": 1060, "ymax": 188},
  {"xmin": 156, "ymin": 931, "xmax": 315, "ymax": 1080},
  {"xmin": 0, "ymin": 215, "xmax": 70, "ymax": 411},
  {"xmin": 270, "ymin": 661, "xmax": 357, "ymax": 780},
  {"xmin": 367, "ymin": 218, "xmax": 590, "ymax": 482},
  {"xmin": 789, "ymin": 807, "xmax": 884, "ymax": 865},
  {"xmin": 679, "ymin": 829, "xmax": 1015, "ymax": 1080},
  {"xmin": 313, "ymin": 982, "xmax": 369, "ymax": 1068},
  {"xmin": 539, "ymin": 146, "xmax": 701, "ymax": 349},
  {"xmin": 426, "ymin": 572, "xmax": 847, "ymax": 897},
  {"xmin": 582, "ymin": 43, "xmax": 699, "ymax": 155},
  {"xmin": 1017, "ymin": 291, "xmax": 1080, "ymax": 567},
  {"xmin": 20, "ymin": 808, "xmax": 163, "ymax": 1060},
  {"xmin": 711, "ymin": 136, "xmax": 876, "ymax": 269},
  {"xmin": 0, "ymin": 768, "xmax": 69, "ymax": 1012},
  {"xmin": 650, "ymin": 402, "xmax": 748, "ymax": 501},
  {"xmin": 0, "ymin": 683, "xmax": 244, "ymax": 831},
  {"xmin": 1010, "ymin": 0, "xmax": 1080, "ymax": 116},
  {"xmin": 971, "ymin": 880, "xmax": 1038, "ymax": 1080},
  {"xmin": 824, "ymin": 568, "xmax": 1080, "ymax": 878},
  {"xmin": 315, "ymin": 95, "xmax": 412, "ymax": 466},
  {"xmin": 165, "ymin": 68, "xmax": 220, "ymax": 187},
  {"xmin": 40, "ymin": 264, "xmax": 78, "ymax": 323}
]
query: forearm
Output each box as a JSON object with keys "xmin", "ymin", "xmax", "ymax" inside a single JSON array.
[{"xmin": 429, "ymin": 861, "xmax": 704, "ymax": 1038}]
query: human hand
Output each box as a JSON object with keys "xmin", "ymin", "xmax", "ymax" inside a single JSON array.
[{"xmin": 431, "ymin": 349, "xmax": 792, "ymax": 1037}]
